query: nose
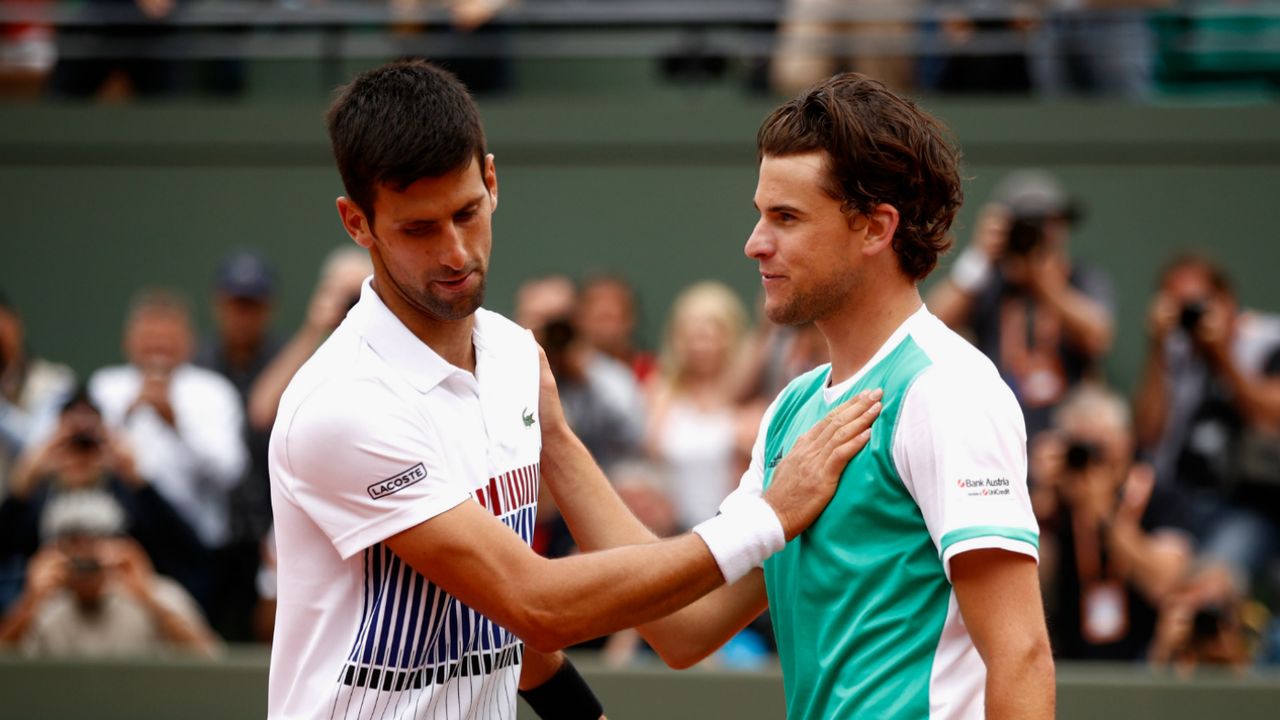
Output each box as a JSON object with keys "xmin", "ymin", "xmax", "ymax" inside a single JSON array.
[
  {"xmin": 744, "ymin": 220, "xmax": 772, "ymax": 261},
  {"xmin": 439, "ymin": 223, "xmax": 469, "ymax": 272}
]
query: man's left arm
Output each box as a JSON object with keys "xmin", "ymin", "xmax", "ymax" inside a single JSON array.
[
  {"xmin": 896, "ymin": 365, "xmax": 1054, "ymax": 719},
  {"xmin": 1031, "ymin": 253, "xmax": 1114, "ymax": 359},
  {"xmin": 952, "ymin": 549, "xmax": 1055, "ymax": 720}
]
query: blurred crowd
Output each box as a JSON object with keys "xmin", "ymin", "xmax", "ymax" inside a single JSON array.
[
  {"xmin": 2, "ymin": 168, "xmax": 1280, "ymax": 676},
  {"xmin": 2, "ymin": 0, "xmax": 1278, "ymax": 101}
]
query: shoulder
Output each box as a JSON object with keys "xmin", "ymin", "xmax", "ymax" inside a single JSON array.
[
  {"xmin": 475, "ymin": 308, "xmax": 536, "ymax": 353},
  {"xmin": 903, "ymin": 315, "xmax": 1022, "ymax": 423}
]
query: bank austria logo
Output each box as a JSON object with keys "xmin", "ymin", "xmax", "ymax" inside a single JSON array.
[
  {"xmin": 368, "ymin": 463, "xmax": 427, "ymax": 500},
  {"xmin": 957, "ymin": 477, "xmax": 1011, "ymax": 498}
]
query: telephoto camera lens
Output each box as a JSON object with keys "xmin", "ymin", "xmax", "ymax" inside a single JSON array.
[{"xmin": 1179, "ymin": 301, "xmax": 1206, "ymax": 332}]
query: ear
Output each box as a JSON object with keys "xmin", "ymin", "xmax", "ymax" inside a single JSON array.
[
  {"xmin": 484, "ymin": 153, "xmax": 499, "ymax": 213},
  {"xmin": 861, "ymin": 203, "xmax": 900, "ymax": 257},
  {"xmin": 336, "ymin": 197, "xmax": 374, "ymax": 249}
]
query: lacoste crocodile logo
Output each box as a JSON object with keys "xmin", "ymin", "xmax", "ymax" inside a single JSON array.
[{"xmin": 522, "ymin": 408, "xmax": 535, "ymax": 428}]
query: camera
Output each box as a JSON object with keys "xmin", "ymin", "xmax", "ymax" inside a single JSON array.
[
  {"xmin": 1064, "ymin": 439, "xmax": 1098, "ymax": 471},
  {"xmin": 68, "ymin": 555, "xmax": 103, "ymax": 575},
  {"xmin": 1191, "ymin": 606, "xmax": 1226, "ymax": 642},
  {"xmin": 1179, "ymin": 301, "xmax": 1207, "ymax": 332},
  {"xmin": 68, "ymin": 430, "xmax": 102, "ymax": 452},
  {"xmin": 1006, "ymin": 216, "xmax": 1045, "ymax": 256}
]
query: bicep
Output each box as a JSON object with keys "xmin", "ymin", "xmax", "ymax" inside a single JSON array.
[{"xmin": 950, "ymin": 549, "xmax": 1047, "ymax": 663}]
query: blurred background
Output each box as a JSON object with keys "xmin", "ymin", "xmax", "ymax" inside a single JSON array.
[{"xmin": 2, "ymin": 1, "xmax": 1280, "ymax": 717}]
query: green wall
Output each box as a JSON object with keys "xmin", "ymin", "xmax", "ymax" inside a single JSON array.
[
  {"xmin": 2, "ymin": 650, "xmax": 1278, "ymax": 719},
  {"xmin": 2, "ymin": 96, "xmax": 1279, "ymax": 392}
]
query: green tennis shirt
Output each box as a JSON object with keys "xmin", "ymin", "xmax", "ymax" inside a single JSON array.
[{"xmin": 746, "ymin": 308, "xmax": 1038, "ymax": 719}]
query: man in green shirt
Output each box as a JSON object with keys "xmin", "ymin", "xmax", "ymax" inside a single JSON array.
[{"xmin": 540, "ymin": 72, "xmax": 1055, "ymax": 719}]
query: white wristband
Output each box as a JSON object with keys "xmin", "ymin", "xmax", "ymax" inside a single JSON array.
[
  {"xmin": 949, "ymin": 245, "xmax": 993, "ymax": 294},
  {"xmin": 691, "ymin": 494, "xmax": 786, "ymax": 584}
]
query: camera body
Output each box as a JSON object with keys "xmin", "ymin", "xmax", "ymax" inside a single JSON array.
[
  {"xmin": 1007, "ymin": 215, "xmax": 1047, "ymax": 256},
  {"xmin": 1064, "ymin": 439, "xmax": 1098, "ymax": 471},
  {"xmin": 1179, "ymin": 300, "xmax": 1207, "ymax": 332}
]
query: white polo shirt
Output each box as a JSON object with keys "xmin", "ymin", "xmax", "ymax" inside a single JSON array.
[{"xmin": 268, "ymin": 279, "xmax": 542, "ymax": 720}]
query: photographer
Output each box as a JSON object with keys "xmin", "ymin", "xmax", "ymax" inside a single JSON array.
[
  {"xmin": 928, "ymin": 169, "xmax": 1114, "ymax": 438},
  {"xmin": 0, "ymin": 290, "xmax": 75, "ymax": 497},
  {"xmin": 0, "ymin": 492, "xmax": 218, "ymax": 658},
  {"xmin": 1032, "ymin": 385, "xmax": 1191, "ymax": 660},
  {"xmin": 0, "ymin": 387, "xmax": 205, "ymax": 598},
  {"xmin": 1133, "ymin": 254, "xmax": 1280, "ymax": 595}
]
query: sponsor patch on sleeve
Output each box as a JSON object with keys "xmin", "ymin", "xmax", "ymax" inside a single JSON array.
[
  {"xmin": 955, "ymin": 477, "xmax": 1012, "ymax": 498},
  {"xmin": 367, "ymin": 463, "xmax": 428, "ymax": 500}
]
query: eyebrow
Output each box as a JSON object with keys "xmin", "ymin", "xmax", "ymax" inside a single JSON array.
[
  {"xmin": 765, "ymin": 203, "xmax": 805, "ymax": 217},
  {"xmin": 392, "ymin": 196, "xmax": 485, "ymax": 228}
]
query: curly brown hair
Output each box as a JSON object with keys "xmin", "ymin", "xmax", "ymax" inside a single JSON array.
[{"xmin": 757, "ymin": 73, "xmax": 963, "ymax": 281}]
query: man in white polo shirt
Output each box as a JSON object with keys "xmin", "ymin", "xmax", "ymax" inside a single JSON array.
[{"xmin": 266, "ymin": 60, "xmax": 882, "ymax": 720}]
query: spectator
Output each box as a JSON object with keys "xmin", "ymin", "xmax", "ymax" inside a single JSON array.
[
  {"xmin": 513, "ymin": 273, "xmax": 577, "ymax": 342},
  {"xmin": 0, "ymin": 387, "xmax": 204, "ymax": 598},
  {"xmin": 195, "ymin": 249, "xmax": 282, "ymax": 640},
  {"xmin": 0, "ymin": 491, "xmax": 218, "ymax": 658},
  {"xmin": 731, "ymin": 304, "xmax": 829, "ymax": 404},
  {"xmin": 1032, "ymin": 385, "xmax": 1191, "ymax": 660},
  {"xmin": 1133, "ymin": 253, "xmax": 1280, "ymax": 595},
  {"xmin": 246, "ymin": 247, "xmax": 372, "ymax": 435},
  {"xmin": 516, "ymin": 275, "xmax": 645, "ymax": 474},
  {"xmin": 0, "ymin": 0, "xmax": 55, "ymax": 98},
  {"xmin": 196, "ymin": 249, "xmax": 281, "ymax": 401},
  {"xmin": 1029, "ymin": 0, "xmax": 1169, "ymax": 101},
  {"xmin": 1150, "ymin": 565, "xmax": 1254, "ymax": 674},
  {"xmin": 926, "ymin": 0, "xmax": 1034, "ymax": 94},
  {"xmin": 389, "ymin": 0, "xmax": 515, "ymax": 94},
  {"xmin": 646, "ymin": 281, "xmax": 750, "ymax": 531},
  {"xmin": 0, "ymin": 289, "xmax": 75, "ymax": 497},
  {"xmin": 927, "ymin": 168, "xmax": 1114, "ymax": 438},
  {"xmin": 575, "ymin": 274, "xmax": 658, "ymax": 384},
  {"xmin": 87, "ymin": 287, "xmax": 247, "ymax": 610},
  {"xmin": 47, "ymin": 0, "xmax": 181, "ymax": 100},
  {"xmin": 771, "ymin": 0, "xmax": 920, "ymax": 95}
]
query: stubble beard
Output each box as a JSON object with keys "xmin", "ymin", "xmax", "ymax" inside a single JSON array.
[
  {"xmin": 413, "ymin": 272, "xmax": 487, "ymax": 322},
  {"xmin": 766, "ymin": 272, "xmax": 857, "ymax": 327}
]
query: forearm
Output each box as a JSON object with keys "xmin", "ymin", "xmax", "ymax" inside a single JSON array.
[
  {"xmin": 924, "ymin": 279, "xmax": 977, "ymax": 330},
  {"xmin": 518, "ymin": 533, "xmax": 725, "ymax": 652},
  {"xmin": 1108, "ymin": 523, "xmax": 1188, "ymax": 603},
  {"xmin": 1038, "ymin": 284, "xmax": 1113, "ymax": 358},
  {"xmin": 1133, "ymin": 345, "xmax": 1170, "ymax": 448},
  {"xmin": 1215, "ymin": 359, "xmax": 1280, "ymax": 429},
  {"xmin": 247, "ymin": 326, "xmax": 326, "ymax": 431},
  {"xmin": 140, "ymin": 593, "xmax": 220, "ymax": 657},
  {"xmin": 0, "ymin": 591, "xmax": 44, "ymax": 646},
  {"xmin": 540, "ymin": 424, "xmax": 768, "ymax": 666}
]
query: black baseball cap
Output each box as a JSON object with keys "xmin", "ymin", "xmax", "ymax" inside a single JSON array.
[{"xmin": 216, "ymin": 250, "xmax": 277, "ymax": 299}]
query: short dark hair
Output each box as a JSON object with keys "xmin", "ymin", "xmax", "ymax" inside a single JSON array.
[
  {"xmin": 326, "ymin": 60, "xmax": 487, "ymax": 223},
  {"xmin": 1159, "ymin": 252, "xmax": 1233, "ymax": 297},
  {"xmin": 757, "ymin": 73, "xmax": 963, "ymax": 281}
]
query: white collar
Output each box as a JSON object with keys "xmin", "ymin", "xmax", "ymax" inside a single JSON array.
[{"xmin": 349, "ymin": 277, "xmax": 492, "ymax": 394}]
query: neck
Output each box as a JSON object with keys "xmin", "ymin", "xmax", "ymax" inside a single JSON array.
[
  {"xmin": 371, "ymin": 278, "xmax": 477, "ymax": 372},
  {"xmin": 817, "ymin": 276, "xmax": 922, "ymax": 384}
]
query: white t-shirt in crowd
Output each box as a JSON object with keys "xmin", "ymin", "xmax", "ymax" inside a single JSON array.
[{"xmin": 268, "ymin": 279, "xmax": 542, "ymax": 720}]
